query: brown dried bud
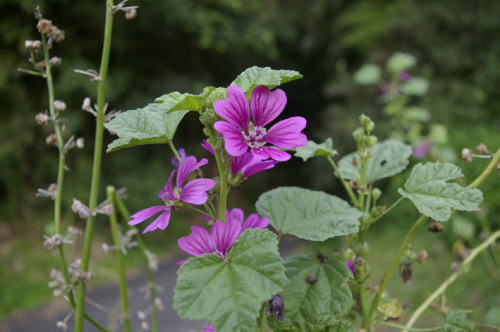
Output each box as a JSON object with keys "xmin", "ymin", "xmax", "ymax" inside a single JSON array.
[
  {"xmin": 428, "ymin": 222, "xmax": 443, "ymax": 233},
  {"xmin": 399, "ymin": 263, "xmax": 413, "ymax": 284},
  {"xmin": 359, "ymin": 185, "xmax": 369, "ymax": 195},
  {"xmin": 37, "ymin": 19, "xmax": 52, "ymax": 34},
  {"xmin": 417, "ymin": 250, "xmax": 428, "ymax": 264},
  {"xmin": 53, "ymin": 100, "xmax": 66, "ymax": 111},
  {"xmin": 454, "ymin": 244, "xmax": 468, "ymax": 262},
  {"xmin": 35, "ymin": 112, "xmax": 49, "ymax": 125},
  {"xmin": 46, "ymin": 134, "xmax": 57, "ymax": 146},
  {"xmin": 49, "ymin": 56, "xmax": 62, "ymax": 67},
  {"xmin": 48, "ymin": 25, "xmax": 58, "ymax": 36},
  {"xmin": 43, "ymin": 237, "xmax": 56, "ymax": 251},
  {"xmin": 76, "ymin": 137, "xmax": 84, "ymax": 149},
  {"xmin": 461, "ymin": 148, "xmax": 472, "ymax": 163},
  {"xmin": 109, "ymin": 130, "xmax": 117, "ymax": 135},
  {"xmin": 36, "ymin": 60, "xmax": 46, "ymax": 70},
  {"xmin": 348, "ymin": 180, "xmax": 358, "ymax": 189},
  {"xmin": 125, "ymin": 8, "xmax": 137, "ymax": 19},
  {"xmin": 351, "ymin": 157, "xmax": 358, "ymax": 166},
  {"xmin": 52, "ymin": 29, "xmax": 65, "ymax": 43},
  {"xmin": 306, "ymin": 274, "xmax": 317, "ymax": 284},
  {"xmin": 476, "ymin": 143, "xmax": 490, "ymax": 155}
]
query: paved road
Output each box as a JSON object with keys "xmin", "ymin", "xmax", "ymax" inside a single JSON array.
[{"xmin": 0, "ymin": 237, "xmax": 305, "ymax": 332}]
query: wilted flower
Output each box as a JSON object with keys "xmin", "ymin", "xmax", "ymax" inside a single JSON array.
[
  {"xmin": 346, "ymin": 259, "xmax": 356, "ymax": 275},
  {"xmin": 267, "ymin": 295, "xmax": 284, "ymax": 321},
  {"xmin": 49, "ymin": 57, "xmax": 62, "ymax": 67},
  {"xmin": 37, "ymin": 19, "xmax": 52, "ymax": 34},
  {"xmin": 129, "ymin": 156, "xmax": 215, "ymax": 233},
  {"xmin": 125, "ymin": 8, "xmax": 137, "ymax": 19},
  {"xmin": 171, "ymin": 148, "xmax": 186, "ymax": 168},
  {"xmin": 203, "ymin": 324, "xmax": 215, "ymax": 332},
  {"xmin": 213, "ymin": 85, "xmax": 307, "ymax": 161},
  {"xmin": 462, "ymin": 148, "xmax": 472, "ymax": 163}
]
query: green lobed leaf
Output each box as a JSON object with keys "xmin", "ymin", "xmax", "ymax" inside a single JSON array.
[
  {"xmin": 255, "ymin": 187, "xmax": 361, "ymax": 241},
  {"xmin": 386, "ymin": 52, "xmax": 417, "ymax": 73},
  {"xmin": 398, "ymin": 162, "xmax": 483, "ymax": 221},
  {"xmin": 354, "ymin": 64, "xmax": 382, "ymax": 85},
  {"xmin": 104, "ymin": 103, "xmax": 188, "ymax": 152},
  {"xmin": 267, "ymin": 254, "xmax": 352, "ymax": 332},
  {"xmin": 401, "ymin": 77, "xmax": 429, "ymax": 96},
  {"xmin": 445, "ymin": 310, "xmax": 478, "ymax": 332},
  {"xmin": 294, "ymin": 139, "xmax": 338, "ymax": 162},
  {"xmin": 336, "ymin": 140, "xmax": 413, "ymax": 183},
  {"xmin": 324, "ymin": 321, "xmax": 357, "ymax": 332},
  {"xmin": 452, "ymin": 216, "xmax": 476, "ymax": 240},
  {"xmin": 155, "ymin": 91, "xmax": 204, "ymax": 113},
  {"xmin": 231, "ymin": 66, "xmax": 302, "ymax": 96},
  {"xmin": 405, "ymin": 106, "xmax": 430, "ymax": 122},
  {"xmin": 173, "ymin": 228, "xmax": 285, "ymax": 332}
]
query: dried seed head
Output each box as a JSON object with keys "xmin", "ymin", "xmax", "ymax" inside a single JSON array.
[
  {"xmin": 399, "ymin": 263, "xmax": 413, "ymax": 284},
  {"xmin": 53, "ymin": 100, "xmax": 66, "ymax": 111},
  {"xmin": 56, "ymin": 321, "xmax": 68, "ymax": 330},
  {"xmin": 351, "ymin": 157, "xmax": 358, "ymax": 166},
  {"xmin": 52, "ymin": 234, "xmax": 63, "ymax": 246},
  {"xmin": 36, "ymin": 112, "xmax": 49, "ymax": 125},
  {"xmin": 49, "ymin": 56, "xmax": 62, "ymax": 67},
  {"xmin": 75, "ymin": 137, "xmax": 84, "ymax": 149},
  {"xmin": 68, "ymin": 226, "xmax": 82, "ymax": 236},
  {"xmin": 137, "ymin": 311, "xmax": 147, "ymax": 320},
  {"xmin": 428, "ymin": 222, "xmax": 443, "ymax": 233},
  {"xmin": 306, "ymin": 274, "xmax": 317, "ymax": 284},
  {"xmin": 43, "ymin": 237, "xmax": 56, "ymax": 251},
  {"xmin": 52, "ymin": 29, "xmax": 65, "ymax": 43},
  {"xmin": 125, "ymin": 8, "xmax": 137, "ymax": 19},
  {"xmin": 37, "ymin": 19, "xmax": 52, "ymax": 34},
  {"xmin": 348, "ymin": 180, "xmax": 358, "ymax": 189},
  {"xmin": 46, "ymin": 134, "xmax": 57, "ymax": 146},
  {"xmin": 48, "ymin": 25, "xmax": 58, "ymax": 36},
  {"xmin": 267, "ymin": 294, "xmax": 284, "ymax": 321},
  {"xmin": 36, "ymin": 60, "xmax": 46, "ymax": 70},
  {"xmin": 417, "ymin": 250, "xmax": 428, "ymax": 264},
  {"xmin": 476, "ymin": 143, "xmax": 490, "ymax": 155},
  {"xmin": 462, "ymin": 148, "xmax": 472, "ymax": 163}
]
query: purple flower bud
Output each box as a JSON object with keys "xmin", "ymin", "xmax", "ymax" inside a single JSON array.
[
  {"xmin": 171, "ymin": 148, "xmax": 186, "ymax": 168},
  {"xmin": 399, "ymin": 71, "xmax": 412, "ymax": 82},
  {"xmin": 413, "ymin": 142, "xmax": 431, "ymax": 159},
  {"xmin": 267, "ymin": 294, "xmax": 284, "ymax": 321},
  {"xmin": 346, "ymin": 260, "xmax": 356, "ymax": 275}
]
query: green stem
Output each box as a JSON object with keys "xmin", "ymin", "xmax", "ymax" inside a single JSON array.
[
  {"xmin": 404, "ymin": 230, "xmax": 500, "ymax": 332},
  {"xmin": 379, "ymin": 321, "xmax": 444, "ymax": 331},
  {"xmin": 359, "ymin": 281, "xmax": 371, "ymax": 328},
  {"xmin": 114, "ymin": 194, "xmax": 158, "ymax": 332},
  {"xmin": 106, "ymin": 186, "xmax": 132, "ymax": 332},
  {"xmin": 467, "ymin": 147, "xmax": 500, "ymax": 188},
  {"xmin": 369, "ymin": 197, "xmax": 404, "ymax": 226},
  {"xmin": 74, "ymin": 2, "xmax": 115, "ymax": 330},
  {"xmin": 368, "ymin": 214, "xmax": 428, "ymax": 325},
  {"xmin": 214, "ymin": 147, "xmax": 228, "ymax": 223},
  {"xmin": 326, "ymin": 156, "xmax": 358, "ymax": 207},
  {"xmin": 256, "ymin": 302, "xmax": 267, "ymax": 330}
]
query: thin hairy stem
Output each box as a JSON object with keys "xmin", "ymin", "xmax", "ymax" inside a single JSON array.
[
  {"xmin": 326, "ymin": 156, "xmax": 358, "ymax": 207},
  {"xmin": 369, "ymin": 197, "xmax": 404, "ymax": 226},
  {"xmin": 404, "ymin": 230, "xmax": 500, "ymax": 332},
  {"xmin": 106, "ymin": 187, "xmax": 132, "ymax": 332},
  {"xmin": 379, "ymin": 321, "xmax": 445, "ymax": 331},
  {"xmin": 467, "ymin": 147, "xmax": 500, "ymax": 188},
  {"xmin": 74, "ymin": 1, "xmax": 115, "ymax": 330}
]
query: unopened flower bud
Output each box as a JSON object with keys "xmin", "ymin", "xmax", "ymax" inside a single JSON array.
[
  {"xmin": 200, "ymin": 109, "xmax": 216, "ymax": 126},
  {"xmin": 267, "ymin": 295, "xmax": 284, "ymax": 321},
  {"xmin": 52, "ymin": 29, "xmax": 65, "ymax": 43},
  {"xmin": 49, "ymin": 56, "xmax": 62, "ymax": 67},
  {"xmin": 76, "ymin": 138, "xmax": 84, "ymax": 149},
  {"xmin": 46, "ymin": 134, "xmax": 57, "ymax": 146},
  {"xmin": 372, "ymin": 188, "xmax": 382, "ymax": 201},
  {"xmin": 428, "ymin": 222, "xmax": 443, "ymax": 233},
  {"xmin": 367, "ymin": 135, "xmax": 378, "ymax": 146},
  {"xmin": 476, "ymin": 143, "xmax": 490, "ymax": 155},
  {"xmin": 366, "ymin": 120, "xmax": 375, "ymax": 132},
  {"xmin": 36, "ymin": 112, "xmax": 49, "ymax": 125},
  {"xmin": 359, "ymin": 114, "xmax": 371, "ymax": 127},
  {"xmin": 417, "ymin": 250, "xmax": 428, "ymax": 264},
  {"xmin": 352, "ymin": 127, "xmax": 364, "ymax": 142},
  {"xmin": 56, "ymin": 321, "xmax": 68, "ymax": 330},
  {"xmin": 399, "ymin": 262, "xmax": 412, "ymax": 284},
  {"xmin": 31, "ymin": 40, "xmax": 41, "ymax": 49},
  {"xmin": 37, "ymin": 19, "xmax": 52, "ymax": 34},
  {"xmin": 53, "ymin": 100, "xmax": 66, "ymax": 111},
  {"xmin": 462, "ymin": 148, "xmax": 472, "ymax": 163},
  {"xmin": 137, "ymin": 311, "xmax": 147, "ymax": 320},
  {"xmin": 125, "ymin": 8, "xmax": 137, "ymax": 19},
  {"xmin": 141, "ymin": 321, "xmax": 149, "ymax": 330},
  {"xmin": 53, "ymin": 289, "xmax": 63, "ymax": 297},
  {"xmin": 82, "ymin": 97, "xmax": 92, "ymax": 111},
  {"xmin": 25, "ymin": 40, "xmax": 33, "ymax": 48}
]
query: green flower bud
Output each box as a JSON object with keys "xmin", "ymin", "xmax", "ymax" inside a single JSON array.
[
  {"xmin": 200, "ymin": 109, "xmax": 216, "ymax": 126},
  {"xmin": 228, "ymin": 172, "xmax": 243, "ymax": 187},
  {"xmin": 352, "ymin": 127, "xmax": 364, "ymax": 142},
  {"xmin": 345, "ymin": 248, "xmax": 356, "ymax": 261},
  {"xmin": 368, "ymin": 135, "xmax": 378, "ymax": 146},
  {"xmin": 366, "ymin": 120, "xmax": 375, "ymax": 132},
  {"xmin": 372, "ymin": 188, "xmax": 382, "ymax": 201},
  {"xmin": 204, "ymin": 87, "xmax": 227, "ymax": 109},
  {"xmin": 359, "ymin": 114, "xmax": 371, "ymax": 127},
  {"xmin": 212, "ymin": 177, "xmax": 220, "ymax": 192},
  {"xmin": 203, "ymin": 127, "xmax": 211, "ymax": 137}
]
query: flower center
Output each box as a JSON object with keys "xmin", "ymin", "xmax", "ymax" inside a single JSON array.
[{"xmin": 243, "ymin": 126, "xmax": 267, "ymax": 148}]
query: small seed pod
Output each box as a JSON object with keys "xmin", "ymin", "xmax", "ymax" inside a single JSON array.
[
  {"xmin": 125, "ymin": 8, "xmax": 137, "ymax": 19},
  {"xmin": 37, "ymin": 19, "xmax": 52, "ymax": 34},
  {"xmin": 43, "ymin": 237, "xmax": 56, "ymax": 251},
  {"xmin": 461, "ymin": 148, "xmax": 472, "ymax": 163},
  {"xmin": 46, "ymin": 134, "xmax": 57, "ymax": 147},
  {"xmin": 348, "ymin": 180, "xmax": 358, "ymax": 189},
  {"xmin": 306, "ymin": 274, "xmax": 317, "ymax": 284},
  {"xmin": 417, "ymin": 250, "xmax": 428, "ymax": 264},
  {"xmin": 52, "ymin": 29, "xmax": 65, "ymax": 43},
  {"xmin": 52, "ymin": 289, "xmax": 63, "ymax": 298},
  {"xmin": 82, "ymin": 97, "xmax": 92, "ymax": 111},
  {"xmin": 31, "ymin": 40, "xmax": 42, "ymax": 49},
  {"xmin": 36, "ymin": 60, "xmax": 46, "ymax": 70},
  {"xmin": 53, "ymin": 100, "xmax": 66, "ymax": 111},
  {"xmin": 476, "ymin": 143, "xmax": 490, "ymax": 155},
  {"xmin": 351, "ymin": 157, "xmax": 358, "ymax": 166},
  {"xmin": 52, "ymin": 234, "xmax": 63, "ymax": 246},
  {"xmin": 154, "ymin": 297, "xmax": 165, "ymax": 310},
  {"xmin": 428, "ymin": 222, "xmax": 443, "ymax": 233},
  {"xmin": 49, "ymin": 56, "xmax": 62, "ymax": 67},
  {"xmin": 35, "ymin": 112, "xmax": 49, "ymax": 125}
]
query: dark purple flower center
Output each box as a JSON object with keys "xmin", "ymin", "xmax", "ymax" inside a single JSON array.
[{"xmin": 243, "ymin": 126, "xmax": 267, "ymax": 148}]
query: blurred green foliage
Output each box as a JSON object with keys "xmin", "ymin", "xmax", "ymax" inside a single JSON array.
[{"xmin": 1, "ymin": 0, "xmax": 500, "ymax": 322}]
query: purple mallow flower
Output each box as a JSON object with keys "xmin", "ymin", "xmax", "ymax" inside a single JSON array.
[
  {"xmin": 129, "ymin": 156, "xmax": 216, "ymax": 234},
  {"xmin": 213, "ymin": 85, "xmax": 307, "ymax": 162},
  {"xmin": 203, "ymin": 324, "xmax": 215, "ymax": 332},
  {"xmin": 201, "ymin": 140, "xmax": 276, "ymax": 179},
  {"xmin": 346, "ymin": 260, "xmax": 356, "ymax": 275},
  {"xmin": 177, "ymin": 209, "xmax": 269, "ymax": 264},
  {"xmin": 171, "ymin": 148, "xmax": 186, "ymax": 168},
  {"xmin": 381, "ymin": 72, "xmax": 412, "ymax": 95},
  {"xmin": 412, "ymin": 141, "xmax": 431, "ymax": 159}
]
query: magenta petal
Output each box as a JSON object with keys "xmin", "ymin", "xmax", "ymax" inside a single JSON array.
[
  {"xmin": 179, "ymin": 178, "xmax": 216, "ymax": 205},
  {"xmin": 178, "ymin": 225, "xmax": 213, "ymax": 257},
  {"xmin": 171, "ymin": 148, "xmax": 186, "ymax": 168},
  {"xmin": 177, "ymin": 156, "xmax": 208, "ymax": 190},
  {"xmin": 265, "ymin": 117, "xmax": 307, "ymax": 149},
  {"xmin": 213, "ymin": 121, "xmax": 248, "ymax": 156},
  {"xmin": 211, "ymin": 218, "xmax": 241, "ymax": 259},
  {"xmin": 203, "ymin": 324, "xmax": 215, "ymax": 332},
  {"xmin": 250, "ymin": 86, "xmax": 287, "ymax": 128},
  {"xmin": 213, "ymin": 85, "xmax": 250, "ymax": 130},
  {"xmin": 129, "ymin": 206, "xmax": 169, "ymax": 226},
  {"xmin": 226, "ymin": 208, "xmax": 244, "ymax": 224},
  {"xmin": 158, "ymin": 170, "xmax": 177, "ymax": 202},
  {"xmin": 251, "ymin": 146, "xmax": 291, "ymax": 162},
  {"xmin": 201, "ymin": 140, "xmax": 215, "ymax": 155},
  {"xmin": 175, "ymin": 260, "xmax": 188, "ymax": 265},
  {"xmin": 241, "ymin": 213, "xmax": 269, "ymax": 233},
  {"xmin": 142, "ymin": 209, "xmax": 172, "ymax": 233},
  {"xmin": 241, "ymin": 159, "xmax": 276, "ymax": 178},
  {"xmin": 230, "ymin": 152, "xmax": 253, "ymax": 175}
]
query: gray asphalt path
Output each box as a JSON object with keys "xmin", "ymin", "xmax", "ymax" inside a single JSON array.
[{"xmin": 0, "ymin": 237, "xmax": 305, "ymax": 332}]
